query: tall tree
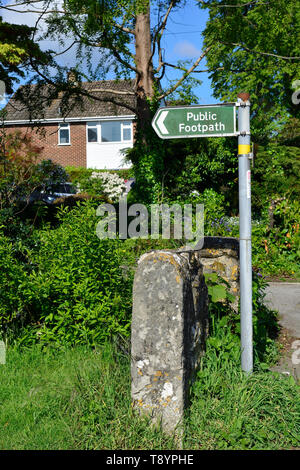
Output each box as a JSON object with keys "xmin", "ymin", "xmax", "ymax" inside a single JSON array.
[
  {"xmin": 1, "ymin": 1, "xmax": 213, "ymax": 201},
  {"xmin": 1, "ymin": 1, "xmax": 210, "ymax": 132},
  {"xmin": 199, "ymin": 0, "xmax": 300, "ymax": 141}
]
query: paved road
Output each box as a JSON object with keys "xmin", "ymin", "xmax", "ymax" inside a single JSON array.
[
  {"xmin": 264, "ymin": 282, "xmax": 300, "ymax": 380},
  {"xmin": 264, "ymin": 282, "xmax": 300, "ymax": 338}
]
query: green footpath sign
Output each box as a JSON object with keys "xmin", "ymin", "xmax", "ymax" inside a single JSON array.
[{"xmin": 152, "ymin": 103, "xmax": 237, "ymax": 139}]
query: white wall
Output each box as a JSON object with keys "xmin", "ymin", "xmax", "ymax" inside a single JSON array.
[
  {"xmin": 87, "ymin": 142, "xmax": 133, "ymax": 169},
  {"xmin": 86, "ymin": 119, "xmax": 133, "ymax": 169}
]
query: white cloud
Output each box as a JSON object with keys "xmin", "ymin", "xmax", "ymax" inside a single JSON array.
[
  {"xmin": 1, "ymin": 1, "xmax": 54, "ymax": 27},
  {"xmin": 174, "ymin": 40, "xmax": 201, "ymax": 58}
]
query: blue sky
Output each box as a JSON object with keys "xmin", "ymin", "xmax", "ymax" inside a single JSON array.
[
  {"xmin": 157, "ymin": 2, "xmax": 216, "ymax": 104},
  {"xmin": 1, "ymin": 1, "xmax": 217, "ymax": 105}
]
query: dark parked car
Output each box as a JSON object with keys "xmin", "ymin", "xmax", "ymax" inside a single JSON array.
[{"xmin": 28, "ymin": 182, "xmax": 77, "ymax": 205}]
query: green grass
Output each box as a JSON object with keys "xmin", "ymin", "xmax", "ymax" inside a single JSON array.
[
  {"xmin": 0, "ymin": 336, "xmax": 299, "ymax": 450},
  {"xmin": 185, "ymin": 346, "xmax": 300, "ymax": 450},
  {"xmin": 0, "ymin": 343, "xmax": 175, "ymax": 450}
]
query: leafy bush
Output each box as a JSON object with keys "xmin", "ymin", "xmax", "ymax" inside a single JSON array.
[
  {"xmin": 0, "ymin": 231, "xmax": 27, "ymax": 337},
  {"xmin": 204, "ymin": 271, "xmax": 279, "ymax": 366},
  {"xmin": 252, "ymin": 142, "xmax": 300, "ymax": 214},
  {"xmin": 65, "ymin": 167, "xmax": 126, "ymax": 201},
  {"xmin": 250, "ymin": 198, "xmax": 300, "ymax": 278},
  {"xmin": 2, "ymin": 201, "xmax": 133, "ymax": 346},
  {"xmin": 34, "ymin": 159, "xmax": 69, "ymax": 191},
  {"xmin": 0, "ymin": 130, "xmax": 43, "ymax": 210},
  {"xmin": 81, "ymin": 172, "xmax": 126, "ymax": 201},
  {"xmin": 66, "ymin": 166, "xmax": 132, "ymax": 182}
]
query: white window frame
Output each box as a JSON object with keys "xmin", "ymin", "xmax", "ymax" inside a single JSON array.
[
  {"xmin": 58, "ymin": 123, "xmax": 70, "ymax": 145},
  {"xmin": 121, "ymin": 121, "xmax": 132, "ymax": 142},
  {"xmin": 86, "ymin": 120, "xmax": 133, "ymax": 144},
  {"xmin": 87, "ymin": 122, "xmax": 99, "ymax": 143}
]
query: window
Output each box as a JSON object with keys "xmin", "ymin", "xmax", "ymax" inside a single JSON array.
[
  {"xmin": 122, "ymin": 121, "xmax": 132, "ymax": 141},
  {"xmin": 101, "ymin": 121, "xmax": 121, "ymax": 142},
  {"xmin": 58, "ymin": 123, "xmax": 70, "ymax": 145},
  {"xmin": 86, "ymin": 120, "xmax": 132, "ymax": 143},
  {"xmin": 87, "ymin": 122, "xmax": 98, "ymax": 142}
]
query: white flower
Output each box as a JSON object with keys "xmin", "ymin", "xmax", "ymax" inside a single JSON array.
[{"xmin": 91, "ymin": 172, "xmax": 126, "ymax": 201}]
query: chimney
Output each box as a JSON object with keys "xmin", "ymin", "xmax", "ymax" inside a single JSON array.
[{"xmin": 67, "ymin": 69, "xmax": 78, "ymax": 86}]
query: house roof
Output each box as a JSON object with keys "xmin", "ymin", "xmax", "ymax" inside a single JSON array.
[{"xmin": 3, "ymin": 80, "xmax": 136, "ymax": 123}]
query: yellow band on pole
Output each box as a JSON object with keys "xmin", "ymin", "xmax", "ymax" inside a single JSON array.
[{"xmin": 238, "ymin": 144, "xmax": 251, "ymax": 155}]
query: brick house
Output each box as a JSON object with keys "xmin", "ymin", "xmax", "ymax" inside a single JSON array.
[{"xmin": 3, "ymin": 80, "xmax": 136, "ymax": 169}]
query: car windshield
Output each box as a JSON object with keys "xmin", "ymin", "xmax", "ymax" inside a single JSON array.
[{"xmin": 49, "ymin": 183, "xmax": 77, "ymax": 194}]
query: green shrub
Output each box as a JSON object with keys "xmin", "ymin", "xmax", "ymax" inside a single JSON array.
[
  {"xmin": 251, "ymin": 198, "xmax": 300, "ymax": 278},
  {"xmin": 66, "ymin": 166, "xmax": 133, "ymax": 184},
  {"xmin": 3, "ymin": 201, "xmax": 133, "ymax": 346},
  {"xmin": 0, "ymin": 231, "xmax": 27, "ymax": 336},
  {"xmin": 64, "ymin": 167, "xmax": 127, "ymax": 201},
  {"xmin": 204, "ymin": 271, "xmax": 279, "ymax": 366}
]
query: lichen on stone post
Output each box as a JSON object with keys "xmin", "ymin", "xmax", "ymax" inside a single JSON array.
[{"xmin": 131, "ymin": 249, "xmax": 208, "ymax": 434}]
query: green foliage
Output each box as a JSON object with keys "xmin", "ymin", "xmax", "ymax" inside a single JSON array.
[
  {"xmin": 0, "ymin": 127, "xmax": 69, "ymax": 223},
  {"xmin": 1, "ymin": 201, "xmax": 133, "ymax": 347},
  {"xmin": 0, "ymin": 16, "xmax": 51, "ymax": 94},
  {"xmin": 188, "ymin": 350, "xmax": 300, "ymax": 449},
  {"xmin": 205, "ymin": 271, "xmax": 279, "ymax": 365},
  {"xmin": 251, "ymin": 198, "xmax": 300, "ymax": 279},
  {"xmin": 252, "ymin": 141, "xmax": 300, "ymax": 212},
  {"xmin": 0, "ymin": 129, "xmax": 43, "ymax": 209},
  {"xmin": 204, "ymin": 272, "xmax": 235, "ymax": 305},
  {"xmin": 75, "ymin": 171, "xmax": 105, "ymax": 197},
  {"xmin": 187, "ymin": 274, "xmax": 298, "ymax": 450},
  {"xmin": 1, "ymin": 338, "xmax": 299, "ymax": 450},
  {"xmin": 201, "ymin": 0, "xmax": 300, "ymax": 141},
  {"xmin": 166, "ymin": 64, "xmax": 203, "ymax": 105},
  {"xmin": 161, "ymin": 136, "xmax": 238, "ymax": 208},
  {"xmin": 66, "ymin": 166, "xmax": 133, "ymax": 183},
  {"xmin": 125, "ymin": 125, "xmax": 166, "ymax": 203},
  {"xmin": 35, "ymin": 159, "xmax": 69, "ymax": 191},
  {"xmin": 0, "ymin": 232, "xmax": 28, "ymax": 337}
]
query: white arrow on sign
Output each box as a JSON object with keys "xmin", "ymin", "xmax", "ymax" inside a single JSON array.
[{"xmin": 156, "ymin": 110, "xmax": 169, "ymax": 134}]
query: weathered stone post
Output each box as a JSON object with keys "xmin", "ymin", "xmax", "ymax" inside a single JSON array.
[{"xmin": 131, "ymin": 250, "xmax": 208, "ymax": 434}]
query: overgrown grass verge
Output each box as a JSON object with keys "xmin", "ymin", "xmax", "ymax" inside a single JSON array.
[
  {"xmin": 0, "ymin": 332, "xmax": 299, "ymax": 450},
  {"xmin": 184, "ymin": 313, "xmax": 300, "ymax": 450}
]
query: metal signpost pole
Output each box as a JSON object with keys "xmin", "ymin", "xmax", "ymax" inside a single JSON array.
[
  {"xmin": 237, "ymin": 93, "xmax": 253, "ymax": 374},
  {"xmin": 152, "ymin": 99, "xmax": 254, "ymax": 373}
]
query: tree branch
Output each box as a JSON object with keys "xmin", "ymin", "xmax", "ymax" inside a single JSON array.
[
  {"xmin": 52, "ymin": 40, "xmax": 79, "ymax": 57},
  {"xmin": 161, "ymin": 62, "xmax": 225, "ymax": 73},
  {"xmin": 152, "ymin": 0, "xmax": 175, "ymax": 65},
  {"xmin": 1, "ymin": 5, "xmax": 65, "ymax": 14},
  {"xmin": 198, "ymin": 1, "xmax": 270, "ymax": 7},
  {"xmin": 227, "ymin": 42, "xmax": 300, "ymax": 60},
  {"xmin": 158, "ymin": 47, "xmax": 212, "ymax": 100},
  {"xmin": 25, "ymin": 56, "xmax": 137, "ymax": 116},
  {"xmin": 112, "ymin": 20, "xmax": 135, "ymax": 36}
]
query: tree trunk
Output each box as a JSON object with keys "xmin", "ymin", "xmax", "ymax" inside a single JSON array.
[{"xmin": 135, "ymin": 5, "xmax": 155, "ymax": 133}]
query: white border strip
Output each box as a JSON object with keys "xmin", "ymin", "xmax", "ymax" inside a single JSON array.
[{"xmin": 3, "ymin": 115, "xmax": 135, "ymax": 125}]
